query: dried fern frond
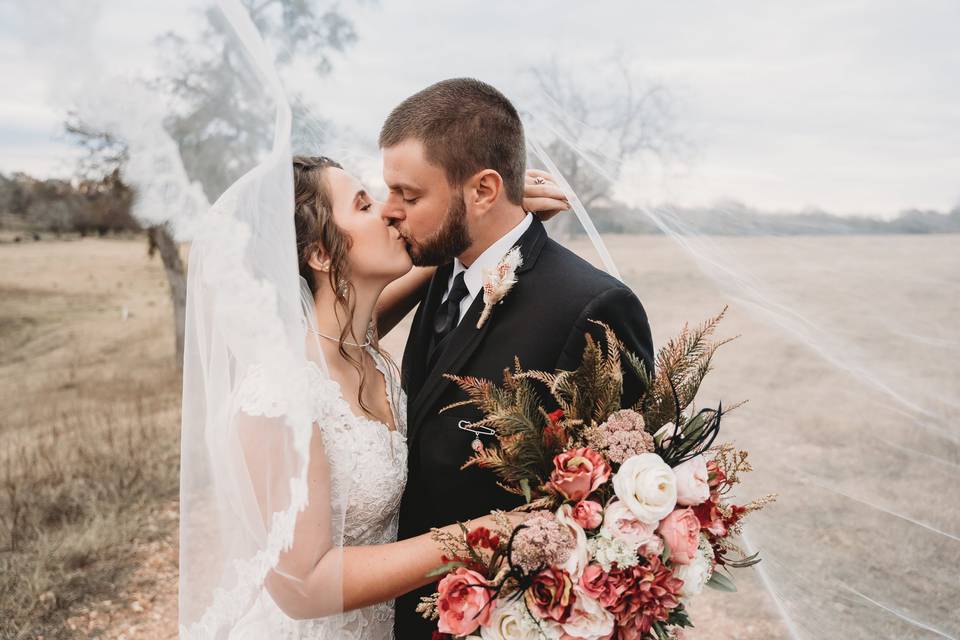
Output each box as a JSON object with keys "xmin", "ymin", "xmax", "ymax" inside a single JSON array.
[
  {"xmin": 416, "ymin": 593, "xmax": 439, "ymax": 620},
  {"xmin": 639, "ymin": 307, "xmax": 735, "ymax": 431}
]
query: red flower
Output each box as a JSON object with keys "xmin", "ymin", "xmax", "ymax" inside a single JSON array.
[
  {"xmin": 606, "ymin": 556, "xmax": 683, "ymax": 635},
  {"xmin": 544, "ymin": 409, "xmax": 568, "ymax": 449},
  {"xmin": 525, "ymin": 567, "xmax": 576, "ymax": 623},
  {"xmin": 692, "ymin": 496, "xmax": 727, "ymax": 537},
  {"xmin": 466, "ymin": 526, "xmax": 500, "ymax": 550}
]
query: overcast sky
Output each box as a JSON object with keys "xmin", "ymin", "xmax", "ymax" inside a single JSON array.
[{"xmin": 2, "ymin": 0, "xmax": 958, "ymax": 217}]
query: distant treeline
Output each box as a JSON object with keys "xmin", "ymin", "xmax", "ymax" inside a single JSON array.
[
  {"xmin": 0, "ymin": 171, "xmax": 138, "ymax": 237},
  {"xmin": 2, "ymin": 171, "xmax": 958, "ymax": 237},
  {"xmin": 584, "ymin": 201, "xmax": 960, "ymax": 235}
]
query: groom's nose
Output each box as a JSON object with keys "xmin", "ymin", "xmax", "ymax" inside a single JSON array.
[{"xmin": 380, "ymin": 193, "xmax": 405, "ymax": 225}]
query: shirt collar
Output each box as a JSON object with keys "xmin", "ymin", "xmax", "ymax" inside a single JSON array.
[{"xmin": 451, "ymin": 213, "xmax": 533, "ymax": 300}]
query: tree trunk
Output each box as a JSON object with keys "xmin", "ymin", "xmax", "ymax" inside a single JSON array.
[{"xmin": 148, "ymin": 224, "xmax": 187, "ymax": 369}]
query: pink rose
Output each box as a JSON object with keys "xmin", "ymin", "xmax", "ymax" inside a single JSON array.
[
  {"xmin": 571, "ymin": 500, "xmax": 603, "ymax": 529},
  {"xmin": 673, "ymin": 455, "xmax": 710, "ymax": 506},
  {"xmin": 657, "ymin": 508, "xmax": 701, "ymax": 565},
  {"xmin": 436, "ymin": 567, "xmax": 494, "ymax": 636},
  {"xmin": 548, "ymin": 448, "xmax": 611, "ymax": 501}
]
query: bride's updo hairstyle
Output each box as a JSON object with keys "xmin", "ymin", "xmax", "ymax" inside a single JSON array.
[{"xmin": 292, "ymin": 155, "xmax": 393, "ymax": 419}]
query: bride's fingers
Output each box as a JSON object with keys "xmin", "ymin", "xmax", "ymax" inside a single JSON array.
[
  {"xmin": 523, "ymin": 182, "xmax": 569, "ymax": 203},
  {"xmin": 523, "ymin": 196, "xmax": 569, "ymax": 214}
]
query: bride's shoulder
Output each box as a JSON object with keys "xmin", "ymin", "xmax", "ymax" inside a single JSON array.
[{"xmin": 234, "ymin": 360, "xmax": 341, "ymax": 419}]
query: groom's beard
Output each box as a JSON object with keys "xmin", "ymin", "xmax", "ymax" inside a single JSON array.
[{"xmin": 407, "ymin": 193, "xmax": 470, "ymax": 267}]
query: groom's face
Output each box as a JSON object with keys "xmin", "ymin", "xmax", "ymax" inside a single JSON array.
[{"xmin": 381, "ymin": 138, "xmax": 471, "ymax": 266}]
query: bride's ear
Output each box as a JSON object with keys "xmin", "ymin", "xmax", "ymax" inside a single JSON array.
[{"xmin": 306, "ymin": 246, "xmax": 331, "ymax": 273}]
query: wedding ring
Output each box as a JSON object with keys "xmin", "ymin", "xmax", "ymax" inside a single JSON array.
[{"xmin": 534, "ymin": 176, "xmax": 546, "ymax": 184}]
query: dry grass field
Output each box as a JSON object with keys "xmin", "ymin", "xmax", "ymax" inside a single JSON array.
[{"xmin": 1, "ymin": 233, "xmax": 957, "ymax": 639}]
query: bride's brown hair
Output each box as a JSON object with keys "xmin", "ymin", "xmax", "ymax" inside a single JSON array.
[{"xmin": 292, "ymin": 155, "xmax": 397, "ymax": 422}]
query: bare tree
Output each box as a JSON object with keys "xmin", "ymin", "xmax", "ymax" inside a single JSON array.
[
  {"xmin": 66, "ymin": 0, "xmax": 360, "ymax": 368},
  {"xmin": 528, "ymin": 55, "xmax": 686, "ymax": 234}
]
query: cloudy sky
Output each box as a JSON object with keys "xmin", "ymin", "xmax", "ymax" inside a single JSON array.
[{"xmin": 2, "ymin": 0, "xmax": 958, "ymax": 217}]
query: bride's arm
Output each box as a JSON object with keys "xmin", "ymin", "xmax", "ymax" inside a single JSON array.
[
  {"xmin": 376, "ymin": 266, "xmax": 435, "ymax": 338},
  {"xmin": 240, "ymin": 413, "xmax": 511, "ymax": 621}
]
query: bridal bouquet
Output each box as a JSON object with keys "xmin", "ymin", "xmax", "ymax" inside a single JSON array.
[{"xmin": 418, "ymin": 311, "xmax": 775, "ymax": 640}]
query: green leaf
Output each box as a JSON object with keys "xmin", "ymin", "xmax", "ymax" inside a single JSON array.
[
  {"xmin": 426, "ymin": 561, "xmax": 467, "ymax": 578},
  {"xmin": 727, "ymin": 551, "xmax": 762, "ymax": 568},
  {"xmin": 706, "ymin": 571, "xmax": 737, "ymax": 592},
  {"xmin": 520, "ymin": 478, "xmax": 532, "ymax": 503},
  {"xmin": 660, "ymin": 542, "xmax": 671, "ymax": 564}
]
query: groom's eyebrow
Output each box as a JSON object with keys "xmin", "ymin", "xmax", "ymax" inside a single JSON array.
[{"xmin": 389, "ymin": 182, "xmax": 420, "ymax": 193}]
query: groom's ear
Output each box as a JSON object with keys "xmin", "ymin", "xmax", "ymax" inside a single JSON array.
[{"xmin": 466, "ymin": 169, "xmax": 504, "ymax": 216}]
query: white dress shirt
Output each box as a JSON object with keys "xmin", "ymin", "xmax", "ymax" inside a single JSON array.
[{"xmin": 441, "ymin": 213, "xmax": 533, "ymax": 325}]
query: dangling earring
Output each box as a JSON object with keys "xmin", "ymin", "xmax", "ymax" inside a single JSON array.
[{"xmin": 337, "ymin": 277, "xmax": 349, "ymax": 297}]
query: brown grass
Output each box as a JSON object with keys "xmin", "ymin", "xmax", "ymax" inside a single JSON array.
[{"xmin": 0, "ymin": 237, "xmax": 181, "ymax": 639}]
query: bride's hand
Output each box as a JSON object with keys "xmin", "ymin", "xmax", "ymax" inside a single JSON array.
[{"xmin": 523, "ymin": 169, "xmax": 570, "ymax": 220}]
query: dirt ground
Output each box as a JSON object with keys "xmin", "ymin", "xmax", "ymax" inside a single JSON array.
[{"xmin": 3, "ymin": 233, "xmax": 957, "ymax": 639}]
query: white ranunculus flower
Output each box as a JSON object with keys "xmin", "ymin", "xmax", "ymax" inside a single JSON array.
[
  {"xmin": 560, "ymin": 587, "xmax": 616, "ymax": 640},
  {"xmin": 673, "ymin": 454, "xmax": 711, "ymax": 506},
  {"xmin": 612, "ymin": 452, "xmax": 677, "ymax": 524},
  {"xmin": 480, "ymin": 597, "xmax": 541, "ymax": 640},
  {"xmin": 555, "ymin": 503, "xmax": 589, "ymax": 580},
  {"xmin": 673, "ymin": 536, "xmax": 715, "ymax": 600}
]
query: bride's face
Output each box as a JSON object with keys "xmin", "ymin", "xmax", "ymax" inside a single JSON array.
[{"xmin": 324, "ymin": 167, "xmax": 412, "ymax": 284}]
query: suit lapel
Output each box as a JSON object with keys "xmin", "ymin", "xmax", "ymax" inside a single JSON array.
[
  {"xmin": 408, "ymin": 292, "xmax": 490, "ymax": 437},
  {"xmin": 407, "ymin": 218, "xmax": 549, "ymax": 441}
]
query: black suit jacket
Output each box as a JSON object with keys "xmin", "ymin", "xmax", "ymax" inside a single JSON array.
[{"xmin": 393, "ymin": 218, "xmax": 654, "ymax": 639}]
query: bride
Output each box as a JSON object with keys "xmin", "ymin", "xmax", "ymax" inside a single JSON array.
[{"xmin": 180, "ymin": 151, "xmax": 569, "ymax": 639}]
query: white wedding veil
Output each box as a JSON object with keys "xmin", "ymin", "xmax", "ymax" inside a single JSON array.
[
  {"xmin": 11, "ymin": 0, "xmax": 355, "ymax": 636},
  {"xmin": 522, "ymin": 109, "xmax": 960, "ymax": 638},
  {"xmin": 13, "ymin": 0, "xmax": 957, "ymax": 637}
]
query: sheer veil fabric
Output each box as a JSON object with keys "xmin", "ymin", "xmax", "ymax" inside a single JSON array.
[{"xmin": 14, "ymin": 0, "xmax": 958, "ymax": 637}]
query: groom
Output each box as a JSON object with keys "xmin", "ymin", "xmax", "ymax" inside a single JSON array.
[{"xmin": 380, "ymin": 78, "xmax": 655, "ymax": 639}]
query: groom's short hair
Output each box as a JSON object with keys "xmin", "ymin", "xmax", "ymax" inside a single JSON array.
[{"xmin": 379, "ymin": 78, "xmax": 526, "ymax": 205}]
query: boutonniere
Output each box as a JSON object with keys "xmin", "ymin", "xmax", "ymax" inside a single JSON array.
[{"xmin": 477, "ymin": 246, "xmax": 523, "ymax": 329}]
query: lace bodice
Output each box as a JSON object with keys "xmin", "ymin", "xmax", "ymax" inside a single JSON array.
[{"xmin": 231, "ymin": 348, "xmax": 408, "ymax": 640}]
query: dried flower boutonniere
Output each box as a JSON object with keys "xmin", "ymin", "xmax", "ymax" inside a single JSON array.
[{"xmin": 476, "ymin": 247, "xmax": 523, "ymax": 329}]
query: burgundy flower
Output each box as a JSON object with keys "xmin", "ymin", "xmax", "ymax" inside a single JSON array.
[
  {"xmin": 578, "ymin": 563, "xmax": 624, "ymax": 609},
  {"xmin": 606, "ymin": 556, "xmax": 683, "ymax": 635},
  {"xmin": 525, "ymin": 567, "xmax": 576, "ymax": 623}
]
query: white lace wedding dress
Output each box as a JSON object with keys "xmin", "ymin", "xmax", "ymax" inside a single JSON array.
[{"xmin": 230, "ymin": 347, "xmax": 408, "ymax": 640}]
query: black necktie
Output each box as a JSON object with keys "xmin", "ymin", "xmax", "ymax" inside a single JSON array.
[{"xmin": 433, "ymin": 271, "xmax": 470, "ymax": 345}]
